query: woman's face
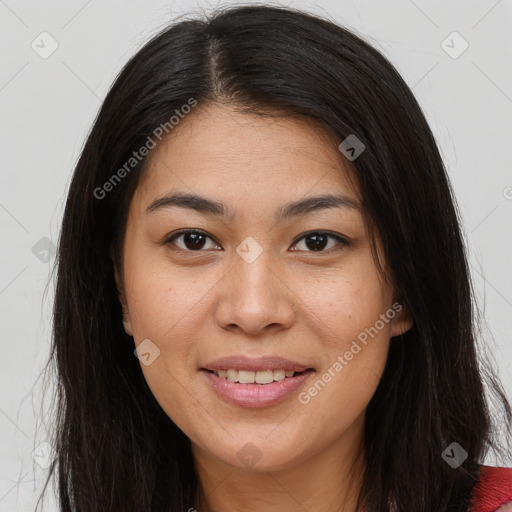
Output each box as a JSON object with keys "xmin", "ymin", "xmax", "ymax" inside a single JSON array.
[{"xmin": 114, "ymin": 102, "xmax": 412, "ymax": 471}]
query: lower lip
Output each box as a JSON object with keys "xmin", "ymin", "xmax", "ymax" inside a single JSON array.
[{"xmin": 201, "ymin": 369, "xmax": 314, "ymax": 408}]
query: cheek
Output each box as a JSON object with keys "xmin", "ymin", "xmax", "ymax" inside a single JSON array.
[
  {"xmin": 122, "ymin": 250, "xmax": 220, "ymax": 418},
  {"xmin": 291, "ymin": 260, "xmax": 392, "ymax": 413},
  {"xmin": 296, "ymin": 318, "xmax": 391, "ymax": 446},
  {"xmin": 124, "ymin": 263, "xmax": 207, "ymax": 438},
  {"xmin": 290, "ymin": 261, "xmax": 391, "ymax": 352},
  {"xmin": 125, "ymin": 249, "xmax": 215, "ymax": 341}
]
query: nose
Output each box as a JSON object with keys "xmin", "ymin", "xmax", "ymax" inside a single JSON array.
[{"xmin": 215, "ymin": 248, "xmax": 296, "ymax": 336}]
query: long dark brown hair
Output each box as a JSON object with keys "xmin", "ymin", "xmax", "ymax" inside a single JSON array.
[{"xmin": 38, "ymin": 4, "xmax": 512, "ymax": 511}]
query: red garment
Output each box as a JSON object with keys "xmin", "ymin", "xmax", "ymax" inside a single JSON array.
[{"xmin": 469, "ymin": 465, "xmax": 512, "ymax": 512}]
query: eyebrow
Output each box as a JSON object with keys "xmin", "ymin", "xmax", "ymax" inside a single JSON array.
[{"xmin": 146, "ymin": 192, "xmax": 361, "ymax": 222}]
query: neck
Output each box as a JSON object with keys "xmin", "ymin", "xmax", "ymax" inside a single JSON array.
[{"xmin": 192, "ymin": 413, "xmax": 366, "ymax": 512}]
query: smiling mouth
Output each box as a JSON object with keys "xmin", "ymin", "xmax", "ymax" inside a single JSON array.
[{"xmin": 203, "ymin": 368, "xmax": 312, "ymax": 384}]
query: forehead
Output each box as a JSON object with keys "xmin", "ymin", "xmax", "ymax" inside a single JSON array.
[{"xmin": 134, "ymin": 102, "xmax": 360, "ymax": 209}]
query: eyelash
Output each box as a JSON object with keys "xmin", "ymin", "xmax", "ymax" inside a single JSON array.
[{"xmin": 163, "ymin": 229, "xmax": 350, "ymax": 254}]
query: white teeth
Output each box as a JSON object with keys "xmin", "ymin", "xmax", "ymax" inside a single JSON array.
[
  {"xmin": 238, "ymin": 370, "xmax": 255, "ymax": 384},
  {"xmin": 255, "ymin": 370, "xmax": 273, "ymax": 384},
  {"xmin": 273, "ymin": 369, "xmax": 285, "ymax": 381},
  {"xmin": 212, "ymin": 368, "xmax": 298, "ymax": 383}
]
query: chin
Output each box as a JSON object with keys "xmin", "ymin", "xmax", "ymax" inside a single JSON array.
[{"xmin": 202, "ymin": 432, "xmax": 309, "ymax": 472}]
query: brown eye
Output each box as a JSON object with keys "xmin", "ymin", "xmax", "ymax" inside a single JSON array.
[
  {"xmin": 290, "ymin": 231, "xmax": 349, "ymax": 252},
  {"xmin": 165, "ymin": 230, "xmax": 221, "ymax": 251}
]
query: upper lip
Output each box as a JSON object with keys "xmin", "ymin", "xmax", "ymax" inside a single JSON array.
[{"xmin": 202, "ymin": 356, "xmax": 313, "ymax": 373}]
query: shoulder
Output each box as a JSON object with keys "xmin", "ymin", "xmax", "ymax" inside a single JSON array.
[{"xmin": 469, "ymin": 465, "xmax": 512, "ymax": 512}]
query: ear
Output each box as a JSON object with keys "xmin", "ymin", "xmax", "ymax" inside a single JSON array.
[
  {"xmin": 390, "ymin": 299, "xmax": 414, "ymax": 338},
  {"xmin": 110, "ymin": 246, "xmax": 133, "ymax": 336}
]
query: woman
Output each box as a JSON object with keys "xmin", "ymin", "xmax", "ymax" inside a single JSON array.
[{"xmin": 39, "ymin": 4, "xmax": 512, "ymax": 511}]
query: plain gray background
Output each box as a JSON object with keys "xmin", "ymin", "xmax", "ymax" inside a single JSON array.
[{"xmin": 1, "ymin": 0, "xmax": 511, "ymax": 509}]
